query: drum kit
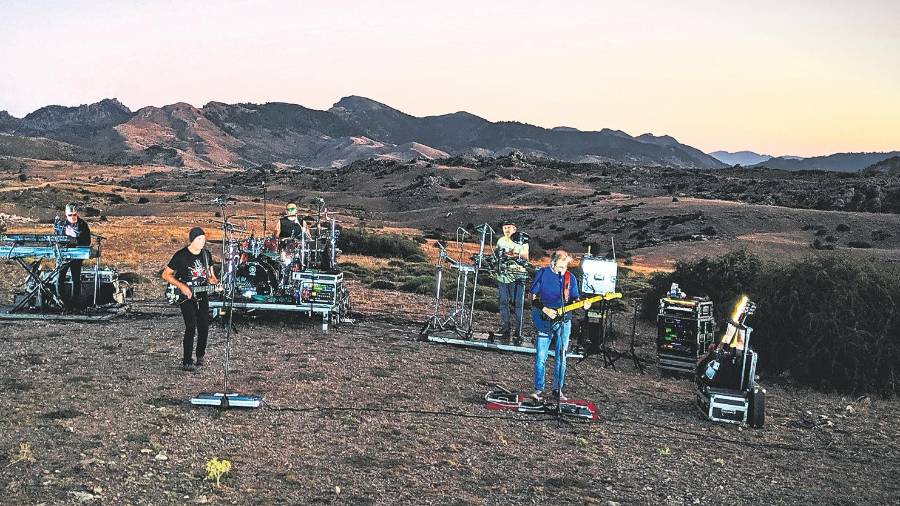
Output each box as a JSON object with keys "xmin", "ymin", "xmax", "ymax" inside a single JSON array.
[{"xmin": 214, "ymin": 200, "xmax": 341, "ymax": 303}]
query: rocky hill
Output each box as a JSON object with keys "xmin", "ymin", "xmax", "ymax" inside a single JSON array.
[
  {"xmin": 863, "ymin": 155, "xmax": 900, "ymax": 176},
  {"xmin": 750, "ymin": 152, "xmax": 900, "ymax": 172},
  {"xmin": 0, "ymin": 96, "xmax": 725, "ymax": 169}
]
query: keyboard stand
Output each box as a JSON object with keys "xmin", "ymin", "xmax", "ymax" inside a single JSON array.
[{"xmin": 10, "ymin": 259, "xmax": 66, "ymax": 312}]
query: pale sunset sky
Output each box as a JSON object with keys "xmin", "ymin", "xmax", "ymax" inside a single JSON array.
[{"xmin": 1, "ymin": 0, "xmax": 897, "ymax": 157}]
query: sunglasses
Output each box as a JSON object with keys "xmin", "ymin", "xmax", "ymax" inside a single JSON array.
[{"xmin": 66, "ymin": 213, "xmax": 78, "ymax": 217}]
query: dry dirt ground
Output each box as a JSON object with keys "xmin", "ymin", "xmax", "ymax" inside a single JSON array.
[
  {"xmin": 1, "ymin": 158, "xmax": 899, "ymax": 504},
  {"xmin": 1, "ymin": 284, "xmax": 899, "ymax": 505}
]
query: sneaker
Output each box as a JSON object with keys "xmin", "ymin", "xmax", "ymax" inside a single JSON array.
[
  {"xmin": 529, "ymin": 391, "xmax": 543, "ymax": 403},
  {"xmin": 195, "ymin": 357, "xmax": 205, "ymax": 368},
  {"xmin": 182, "ymin": 362, "xmax": 196, "ymax": 372},
  {"xmin": 552, "ymin": 390, "xmax": 568, "ymax": 402}
]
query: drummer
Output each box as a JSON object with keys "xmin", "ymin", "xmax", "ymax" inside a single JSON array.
[{"xmin": 275, "ymin": 202, "xmax": 310, "ymax": 240}]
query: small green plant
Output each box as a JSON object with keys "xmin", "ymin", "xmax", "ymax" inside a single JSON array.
[
  {"xmin": 206, "ymin": 458, "xmax": 232, "ymax": 488},
  {"xmin": 4, "ymin": 442, "xmax": 35, "ymax": 469}
]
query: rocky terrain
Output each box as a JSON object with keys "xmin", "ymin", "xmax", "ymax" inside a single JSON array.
[{"xmin": 0, "ymin": 152, "xmax": 898, "ymax": 504}]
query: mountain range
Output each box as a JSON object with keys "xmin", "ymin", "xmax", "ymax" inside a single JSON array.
[
  {"xmin": 747, "ymin": 152, "xmax": 900, "ymax": 173},
  {"xmin": 708, "ymin": 150, "xmax": 773, "ymax": 166},
  {"xmin": 0, "ymin": 97, "xmax": 726, "ymax": 169},
  {"xmin": 1, "ymin": 97, "xmax": 896, "ymax": 172}
]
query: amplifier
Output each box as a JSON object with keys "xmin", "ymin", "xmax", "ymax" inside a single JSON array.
[{"xmin": 62, "ymin": 268, "xmax": 120, "ymax": 305}]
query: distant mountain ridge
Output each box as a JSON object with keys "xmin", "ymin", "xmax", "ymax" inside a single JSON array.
[
  {"xmin": 750, "ymin": 152, "xmax": 900, "ymax": 172},
  {"xmin": 709, "ymin": 150, "xmax": 772, "ymax": 166},
  {"xmin": 862, "ymin": 156, "xmax": 900, "ymax": 176},
  {"xmin": 10, "ymin": 96, "xmax": 895, "ymax": 171}
]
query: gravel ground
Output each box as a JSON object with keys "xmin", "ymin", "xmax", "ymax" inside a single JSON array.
[{"xmin": 1, "ymin": 288, "xmax": 898, "ymax": 505}]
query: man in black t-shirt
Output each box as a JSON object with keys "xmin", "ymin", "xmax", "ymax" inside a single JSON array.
[
  {"xmin": 58, "ymin": 203, "xmax": 92, "ymax": 309},
  {"xmin": 161, "ymin": 227, "xmax": 218, "ymax": 371},
  {"xmin": 276, "ymin": 202, "xmax": 309, "ymax": 239}
]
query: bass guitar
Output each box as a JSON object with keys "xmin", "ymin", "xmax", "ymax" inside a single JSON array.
[
  {"xmin": 531, "ymin": 292, "xmax": 623, "ymax": 332},
  {"xmin": 164, "ymin": 283, "xmax": 220, "ymax": 305}
]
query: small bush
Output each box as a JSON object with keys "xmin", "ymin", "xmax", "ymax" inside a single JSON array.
[
  {"xmin": 871, "ymin": 230, "xmax": 892, "ymax": 241},
  {"xmin": 474, "ymin": 298, "xmax": 499, "ymax": 312},
  {"xmin": 848, "ymin": 240, "xmax": 872, "ymax": 249},
  {"xmin": 337, "ymin": 229, "xmax": 426, "ymax": 261},
  {"xmin": 399, "ymin": 276, "xmax": 434, "ymax": 295},
  {"xmin": 369, "ymin": 280, "xmax": 396, "ymax": 290},
  {"xmin": 836, "ymin": 223, "xmax": 851, "ymax": 232}
]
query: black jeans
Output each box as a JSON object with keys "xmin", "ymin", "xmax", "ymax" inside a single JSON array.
[
  {"xmin": 57, "ymin": 260, "xmax": 83, "ymax": 308},
  {"xmin": 180, "ymin": 296, "xmax": 209, "ymax": 365}
]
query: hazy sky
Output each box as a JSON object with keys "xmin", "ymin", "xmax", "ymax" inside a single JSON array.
[{"xmin": 1, "ymin": 0, "xmax": 898, "ymax": 157}]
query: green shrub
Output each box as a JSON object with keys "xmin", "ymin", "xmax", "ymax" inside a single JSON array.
[
  {"xmin": 641, "ymin": 249, "xmax": 761, "ymax": 322},
  {"xmin": 369, "ymin": 280, "xmax": 396, "ymax": 290},
  {"xmin": 474, "ymin": 298, "xmax": 499, "ymax": 312},
  {"xmin": 640, "ymin": 251, "xmax": 899, "ymax": 395},
  {"xmin": 337, "ymin": 228, "xmax": 426, "ymax": 261},
  {"xmin": 399, "ymin": 276, "xmax": 435, "ymax": 295}
]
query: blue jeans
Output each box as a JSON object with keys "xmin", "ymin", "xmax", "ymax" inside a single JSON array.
[
  {"xmin": 498, "ymin": 281, "xmax": 524, "ymax": 333},
  {"xmin": 533, "ymin": 319, "xmax": 571, "ymax": 392}
]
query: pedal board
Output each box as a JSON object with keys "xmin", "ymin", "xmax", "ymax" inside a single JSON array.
[
  {"xmin": 485, "ymin": 390, "xmax": 598, "ymax": 420},
  {"xmin": 190, "ymin": 392, "xmax": 262, "ymax": 409}
]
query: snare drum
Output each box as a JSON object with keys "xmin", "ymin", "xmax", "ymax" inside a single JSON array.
[{"xmin": 262, "ymin": 236, "xmax": 279, "ymax": 254}]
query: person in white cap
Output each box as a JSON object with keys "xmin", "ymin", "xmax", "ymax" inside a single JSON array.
[{"xmin": 57, "ymin": 202, "xmax": 92, "ymax": 309}]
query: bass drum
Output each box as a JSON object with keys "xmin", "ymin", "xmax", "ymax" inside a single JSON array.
[{"xmin": 233, "ymin": 258, "xmax": 279, "ymax": 297}]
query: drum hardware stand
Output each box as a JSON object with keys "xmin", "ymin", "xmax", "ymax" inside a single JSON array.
[
  {"xmin": 312, "ymin": 198, "xmax": 326, "ymax": 268},
  {"xmin": 628, "ymin": 299, "xmax": 645, "ymax": 374},
  {"xmin": 420, "ymin": 229, "xmax": 478, "ymax": 336},
  {"xmin": 466, "ymin": 223, "xmax": 495, "ymax": 333},
  {"xmin": 514, "ymin": 274, "xmax": 527, "ymax": 345},
  {"xmin": 259, "ymin": 167, "xmax": 268, "ymax": 235},
  {"xmin": 212, "ymin": 195, "xmax": 235, "ymax": 279},
  {"xmin": 91, "ymin": 233, "xmax": 104, "ymax": 307},
  {"xmin": 420, "ymin": 242, "xmax": 452, "ymax": 334},
  {"xmin": 214, "ymin": 207, "xmax": 242, "ymax": 334}
]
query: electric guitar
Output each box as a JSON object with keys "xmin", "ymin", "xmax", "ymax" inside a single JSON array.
[
  {"xmin": 531, "ymin": 292, "xmax": 623, "ymax": 331},
  {"xmin": 164, "ymin": 283, "xmax": 220, "ymax": 305}
]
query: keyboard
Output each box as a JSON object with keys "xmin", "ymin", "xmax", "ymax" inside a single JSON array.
[{"xmin": 0, "ymin": 245, "xmax": 95, "ymax": 260}]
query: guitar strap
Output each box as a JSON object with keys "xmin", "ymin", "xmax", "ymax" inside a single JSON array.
[{"xmin": 563, "ymin": 271, "xmax": 571, "ymax": 303}]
